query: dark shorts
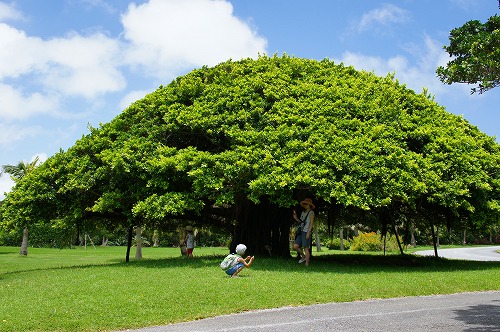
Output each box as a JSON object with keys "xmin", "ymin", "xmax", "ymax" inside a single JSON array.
[{"xmin": 294, "ymin": 232, "xmax": 311, "ymax": 248}]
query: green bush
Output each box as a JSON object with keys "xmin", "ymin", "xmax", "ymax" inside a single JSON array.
[
  {"xmin": 326, "ymin": 237, "xmax": 350, "ymax": 250},
  {"xmin": 0, "ymin": 227, "xmax": 22, "ymax": 246},
  {"xmin": 350, "ymin": 232, "xmax": 382, "ymax": 251},
  {"xmin": 350, "ymin": 232, "xmax": 401, "ymax": 252},
  {"xmin": 384, "ymin": 234, "xmax": 402, "ymax": 252},
  {"xmin": 29, "ymin": 223, "xmax": 75, "ymax": 248}
]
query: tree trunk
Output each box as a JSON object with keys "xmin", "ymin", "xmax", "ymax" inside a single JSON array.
[
  {"xmin": 391, "ymin": 222, "xmax": 404, "ymax": 255},
  {"xmin": 410, "ymin": 224, "xmax": 416, "ymax": 248},
  {"xmin": 463, "ymin": 229, "xmax": 467, "ymax": 245},
  {"xmin": 153, "ymin": 230, "xmax": 159, "ymax": 247},
  {"xmin": 353, "ymin": 224, "xmax": 359, "ymax": 236},
  {"xmin": 340, "ymin": 228, "xmax": 344, "ymax": 251},
  {"xmin": 232, "ymin": 196, "xmax": 291, "ymax": 257},
  {"xmin": 430, "ymin": 222, "xmax": 439, "ymax": 258},
  {"xmin": 19, "ymin": 228, "xmax": 28, "ymax": 256},
  {"xmin": 179, "ymin": 226, "xmax": 187, "ymax": 256},
  {"xmin": 76, "ymin": 222, "xmax": 82, "ymax": 246},
  {"xmin": 314, "ymin": 224, "xmax": 321, "ymax": 252},
  {"xmin": 126, "ymin": 226, "xmax": 133, "ymax": 262},
  {"xmin": 135, "ymin": 226, "xmax": 143, "ymax": 259}
]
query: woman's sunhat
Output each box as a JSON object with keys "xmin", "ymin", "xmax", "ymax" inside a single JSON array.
[{"xmin": 300, "ymin": 198, "xmax": 315, "ymax": 209}]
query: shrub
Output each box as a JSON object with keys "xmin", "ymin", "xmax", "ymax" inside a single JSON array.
[
  {"xmin": 0, "ymin": 227, "xmax": 22, "ymax": 246},
  {"xmin": 384, "ymin": 234, "xmax": 402, "ymax": 252},
  {"xmin": 350, "ymin": 231, "xmax": 402, "ymax": 252},
  {"xmin": 326, "ymin": 237, "xmax": 350, "ymax": 250},
  {"xmin": 195, "ymin": 228, "xmax": 231, "ymax": 247},
  {"xmin": 350, "ymin": 232, "xmax": 382, "ymax": 251}
]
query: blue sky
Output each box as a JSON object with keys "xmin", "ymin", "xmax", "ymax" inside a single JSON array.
[{"xmin": 1, "ymin": 0, "xmax": 499, "ymax": 199}]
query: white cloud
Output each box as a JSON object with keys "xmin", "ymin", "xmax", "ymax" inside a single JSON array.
[
  {"xmin": 0, "ymin": 0, "xmax": 267, "ymax": 122},
  {"xmin": 119, "ymin": 89, "xmax": 150, "ymax": 110},
  {"xmin": 358, "ymin": 4, "xmax": 409, "ymax": 32},
  {"xmin": 0, "ymin": 2, "xmax": 23, "ymax": 22},
  {"xmin": 41, "ymin": 32, "xmax": 126, "ymax": 98},
  {"xmin": 121, "ymin": 0, "xmax": 267, "ymax": 79},
  {"xmin": 336, "ymin": 35, "xmax": 460, "ymax": 95},
  {"xmin": 0, "ymin": 173, "xmax": 15, "ymax": 200},
  {"xmin": 0, "ymin": 83, "xmax": 59, "ymax": 120},
  {"xmin": 31, "ymin": 152, "xmax": 47, "ymax": 164},
  {"xmin": 0, "ymin": 23, "xmax": 126, "ymax": 120},
  {"xmin": 0, "ymin": 25, "xmax": 125, "ymax": 96},
  {"xmin": 0, "ymin": 122, "xmax": 40, "ymax": 146},
  {"xmin": 0, "ymin": 23, "xmax": 43, "ymax": 77}
]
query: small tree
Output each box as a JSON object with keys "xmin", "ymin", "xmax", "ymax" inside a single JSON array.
[
  {"xmin": 437, "ymin": 15, "xmax": 500, "ymax": 94},
  {"xmin": 1, "ymin": 157, "xmax": 40, "ymax": 255}
]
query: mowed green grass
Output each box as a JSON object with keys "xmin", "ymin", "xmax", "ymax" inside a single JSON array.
[{"xmin": 1, "ymin": 245, "xmax": 499, "ymax": 332}]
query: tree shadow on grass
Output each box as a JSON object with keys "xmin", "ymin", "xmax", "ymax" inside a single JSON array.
[
  {"xmin": 121, "ymin": 252, "xmax": 500, "ymax": 275},
  {"xmin": 453, "ymin": 301, "xmax": 500, "ymax": 331},
  {"xmin": 252, "ymin": 253, "xmax": 500, "ymax": 274},
  {"xmin": 311, "ymin": 252, "xmax": 500, "ymax": 269},
  {"xmin": 4, "ymin": 251, "xmax": 498, "ymax": 276},
  {"xmin": 3, "ymin": 252, "xmax": 499, "ymax": 286},
  {"xmin": 0, "ymin": 257, "xmax": 126, "ymax": 277},
  {"xmin": 123, "ymin": 254, "xmax": 224, "ymax": 269}
]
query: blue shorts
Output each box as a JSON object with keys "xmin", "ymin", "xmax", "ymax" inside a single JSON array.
[
  {"xmin": 225, "ymin": 263, "xmax": 244, "ymax": 276},
  {"xmin": 294, "ymin": 232, "xmax": 311, "ymax": 248}
]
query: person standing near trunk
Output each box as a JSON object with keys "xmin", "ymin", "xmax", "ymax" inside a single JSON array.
[{"xmin": 292, "ymin": 198, "xmax": 315, "ymax": 266}]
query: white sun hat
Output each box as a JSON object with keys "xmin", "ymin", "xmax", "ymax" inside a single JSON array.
[{"xmin": 235, "ymin": 244, "xmax": 247, "ymax": 255}]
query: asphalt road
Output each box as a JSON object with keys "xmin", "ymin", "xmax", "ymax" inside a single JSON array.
[
  {"xmin": 120, "ymin": 247, "xmax": 500, "ymax": 332},
  {"xmin": 122, "ymin": 292, "xmax": 500, "ymax": 332},
  {"xmin": 413, "ymin": 245, "xmax": 500, "ymax": 261}
]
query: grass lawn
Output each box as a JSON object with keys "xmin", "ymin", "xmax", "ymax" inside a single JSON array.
[{"xmin": 1, "ymin": 245, "xmax": 499, "ymax": 332}]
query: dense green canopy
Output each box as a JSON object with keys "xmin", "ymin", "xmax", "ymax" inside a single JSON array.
[{"xmin": 2, "ymin": 55, "xmax": 499, "ymax": 256}]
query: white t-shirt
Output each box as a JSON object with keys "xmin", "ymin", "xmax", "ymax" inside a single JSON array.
[
  {"xmin": 300, "ymin": 210, "xmax": 314, "ymax": 233},
  {"xmin": 186, "ymin": 233, "xmax": 195, "ymax": 249}
]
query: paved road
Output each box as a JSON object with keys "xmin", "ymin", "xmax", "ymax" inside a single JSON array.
[
  {"xmin": 120, "ymin": 247, "xmax": 500, "ymax": 332},
  {"xmin": 414, "ymin": 245, "xmax": 500, "ymax": 261},
  {"xmin": 122, "ymin": 292, "xmax": 500, "ymax": 332}
]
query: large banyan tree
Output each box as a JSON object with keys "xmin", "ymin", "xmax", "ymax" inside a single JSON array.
[{"xmin": 2, "ymin": 55, "xmax": 500, "ymax": 258}]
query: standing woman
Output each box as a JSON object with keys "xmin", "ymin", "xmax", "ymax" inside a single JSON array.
[{"xmin": 292, "ymin": 198, "xmax": 315, "ymax": 266}]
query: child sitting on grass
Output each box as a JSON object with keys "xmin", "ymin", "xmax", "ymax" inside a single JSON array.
[{"xmin": 224, "ymin": 244, "xmax": 254, "ymax": 278}]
